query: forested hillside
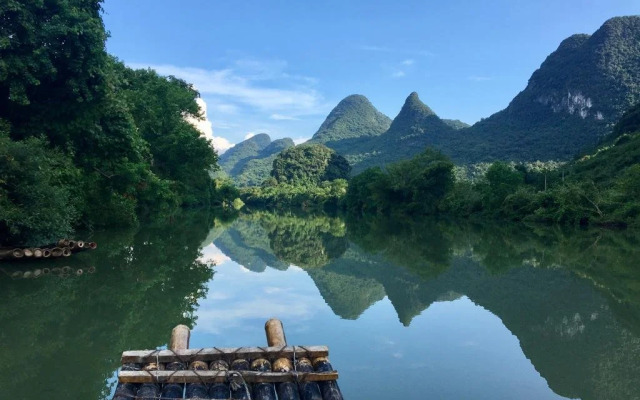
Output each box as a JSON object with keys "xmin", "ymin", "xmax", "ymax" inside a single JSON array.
[
  {"xmin": 0, "ymin": 1, "xmax": 222, "ymax": 245},
  {"xmin": 308, "ymin": 94, "xmax": 391, "ymax": 160},
  {"xmin": 346, "ymin": 100, "xmax": 640, "ymax": 227},
  {"xmin": 218, "ymin": 134, "xmax": 295, "ymax": 186}
]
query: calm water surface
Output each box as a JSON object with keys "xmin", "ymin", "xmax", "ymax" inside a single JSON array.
[{"xmin": 1, "ymin": 211, "xmax": 639, "ymax": 399}]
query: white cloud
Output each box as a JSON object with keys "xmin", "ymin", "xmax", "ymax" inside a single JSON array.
[
  {"xmin": 129, "ymin": 62, "xmax": 325, "ymax": 116},
  {"xmin": 293, "ymin": 137, "xmax": 310, "ymax": 145},
  {"xmin": 244, "ymin": 132, "xmax": 256, "ymax": 140},
  {"xmin": 184, "ymin": 98, "xmax": 234, "ymax": 153},
  {"xmin": 391, "ymin": 71, "xmax": 406, "ymax": 78},
  {"xmin": 270, "ymin": 114, "xmax": 299, "ymax": 121},
  {"xmin": 401, "ymin": 59, "xmax": 415, "ymax": 66},
  {"xmin": 211, "ymin": 137, "xmax": 234, "ymax": 153}
]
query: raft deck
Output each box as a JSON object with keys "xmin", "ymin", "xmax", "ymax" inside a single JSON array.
[{"xmin": 112, "ymin": 318, "xmax": 344, "ymax": 400}]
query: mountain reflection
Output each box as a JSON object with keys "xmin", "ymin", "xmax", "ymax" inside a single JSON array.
[{"xmin": 213, "ymin": 212, "xmax": 640, "ymax": 400}]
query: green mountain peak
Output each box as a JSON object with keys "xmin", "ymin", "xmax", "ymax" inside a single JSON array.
[{"xmin": 310, "ymin": 94, "xmax": 391, "ymax": 146}]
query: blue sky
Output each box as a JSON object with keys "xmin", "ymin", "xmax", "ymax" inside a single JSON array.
[{"xmin": 102, "ymin": 0, "xmax": 639, "ymax": 151}]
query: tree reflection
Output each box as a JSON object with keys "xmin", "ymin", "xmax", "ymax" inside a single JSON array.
[{"xmin": 0, "ymin": 210, "xmax": 216, "ymax": 400}]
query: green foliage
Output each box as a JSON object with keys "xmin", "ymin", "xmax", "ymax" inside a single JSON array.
[
  {"xmin": 348, "ymin": 105, "xmax": 640, "ymax": 227},
  {"xmin": 271, "ymin": 144, "xmax": 350, "ymax": 185},
  {"xmin": 346, "ymin": 149, "xmax": 454, "ymax": 215},
  {"xmin": 484, "ymin": 162, "xmax": 525, "ymax": 209},
  {"xmin": 612, "ymin": 102, "xmax": 640, "ymax": 139},
  {"xmin": 0, "ymin": 1, "xmax": 223, "ymax": 244},
  {"xmin": 0, "ymin": 133, "xmax": 80, "ymax": 245},
  {"xmin": 241, "ymin": 180, "xmax": 348, "ymax": 211},
  {"xmin": 218, "ymin": 134, "xmax": 294, "ymax": 187}
]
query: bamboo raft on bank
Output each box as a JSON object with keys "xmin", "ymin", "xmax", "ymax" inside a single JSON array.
[
  {"xmin": 1, "ymin": 266, "xmax": 96, "ymax": 279},
  {"xmin": 0, "ymin": 239, "xmax": 97, "ymax": 261},
  {"xmin": 113, "ymin": 319, "xmax": 344, "ymax": 400}
]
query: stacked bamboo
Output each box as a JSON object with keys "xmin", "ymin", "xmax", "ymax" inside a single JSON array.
[
  {"xmin": 112, "ymin": 319, "xmax": 344, "ymax": 400},
  {"xmin": 0, "ymin": 239, "xmax": 97, "ymax": 261},
  {"xmin": 4, "ymin": 266, "xmax": 96, "ymax": 279}
]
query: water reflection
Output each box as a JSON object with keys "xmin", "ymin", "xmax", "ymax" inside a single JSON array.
[
  {"xmin": 0, "ymin": 211, "xmax": 218, "ymax": 399},
  {"xmin": 1, "ymin": 209, "xmax": 639, "ymax": 399},
  {"xmin": 211, "ymin": 212, "xmax": 640, "ymax": 400}
]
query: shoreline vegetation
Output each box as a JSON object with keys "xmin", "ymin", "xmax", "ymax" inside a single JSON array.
[
  {"xmin": 0, "ymin": 1, "xmax": 240, "ymax": 246},
  {"xmin": 1, "ymin": 2, "xmax": 639, "ymax": 247},
  {"xmin": 242, "ymin": 103, "xmax": 640, "ymax": 229}
]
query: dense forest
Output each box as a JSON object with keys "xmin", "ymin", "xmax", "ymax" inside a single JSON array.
[
  {"xmin": 345, "ymin": 102, "xmax": 640, "ymax": 227},
  {"xmin": 0, "ymin": 1, "xmax": 236, "ymax": 245},
  {"xmin": 241, "ymin": 143, "xmax": 350, "ymax": 210}
]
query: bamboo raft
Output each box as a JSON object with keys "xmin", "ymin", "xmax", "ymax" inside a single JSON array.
[
  {"xmin": 113, "ymin": 319, "xmax": 343, "ymax": 400},
  {"xmin": 0, "ymin": 239, "xmax": 97, "ymax": 261}
]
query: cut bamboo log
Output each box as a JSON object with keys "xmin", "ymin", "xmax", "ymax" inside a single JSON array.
[
  {"xmin": 33, "ymin": 248, "xmax": 42, "ymax": 258},
  {"xmin": 23, "ymin": 248, "xmax": 33, "ymax": 257},
  {"xmin": 230, "ymin": 358, "xmax": 252, "ymax": 400},
  {"xmin": 112, "ymin": 383, "xmax": 138, "ymax": 400},
  {"xmin": 62, "ymin": 247, "xmax": 71, "ymax": 257},
  {"xmin": 313, "ymin": 357, "xmax": 343, "ymax": 400},
  {"xmin": 265, "ymin": 319, "xmax": 300, "ymax": 400},
  {"xmin": 252, "ymin": 358, "xmax": 277, "ymax": 400},
  {"xmin": 185, "ymin": 360, "xmax": 208, "ymax": 398},
  {"xmin": 88, "ymin": 242, "xmax": 98, "ymax": 249},
  {"xmin": 42, "ymin": 249, "xmax": 51, "ymax": 258},
  {"xmin": 121, "ymin": 346, "xmax": 329, "ymax": 364},
  {"xmin": 121, "ymin": 346, "xmax": 329, "ymax": 369},
  {"xmin": 265, "ymin": 318, "xmax": 287, "ymax": 347},
  {"xmin": 0, "ymin": 248, "xmax": 24, "ymax": 259},
  {"xmin": 170, "ymin": 324, "xmax": 190, "ymax": 350},
  {"xmin": 51, "ymin": 248, "xmax": 63, "ymax": 257},
  {"xmin": 160, "ymin": 383, "xmax": 182, "ymax": 399},
  {"xmin": 209, "ymin": 360, "xmax": 231, "ymax": 399},
  {"xmin": 296, "ymin": 358, "xmax": 323, "ymax": 400},
  {"xmin": 118, "ymin": 370, "xmax": 338, "ymax": 384},
  {"xmin": 135, "ymin": 383, "xmax": 160, "ymax": 399}
]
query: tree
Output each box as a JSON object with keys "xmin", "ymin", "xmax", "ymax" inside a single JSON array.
[{"xmin": 271, "ymin": 144, "xmax": 350, "ymax": 185}]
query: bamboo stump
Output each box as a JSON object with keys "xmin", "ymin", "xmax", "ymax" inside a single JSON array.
[{"xmin": 265, "ymin": 319, "xmax": 300, "ymax": 400}]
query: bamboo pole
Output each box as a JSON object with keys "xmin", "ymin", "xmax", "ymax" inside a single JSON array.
[
  {"xmin": 295, "ymin": 358, "xmax": 323, "ymax": 400},
  {"xmin": 209, "ymin": 360, "xmax": 231, "ymax": 399},
  {"xmin": 160, "ymin": 383, "xmax": 182, "ymax": 399},
  {"xmin": 265, "ymin": 318, "xmax": 287, "ymax": 347},
  {"xmin": 23, "ymin": 248, "xmax": 33, "ymax": 257},
  {"xmin": 252, "ymin": 358, "xmax": 277, "ymax": 400},
  {"xmin": 0, "ymin": 248, "xmax": 24, "ymax": 259},
  {"xmin": 265, "ymin": 319, "xmax": 300, "ymax": 400},
  {"xmin": 313, "ymin": 357, "xmax": 343, "ymax": 400},
  {"xmin": 170, "ymin": 324, "xmax": 190, "ymax": 350},
  {"xmin": 185, "ymin": 357, "xmax": 208, "ymax": 398},
  {"xmin": 230, "ymin": 358, "xmax": 251, "ymax": 399}
]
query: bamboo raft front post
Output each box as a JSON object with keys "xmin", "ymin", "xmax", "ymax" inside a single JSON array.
[{"xmin": 265, "ymin": 319, "xmax": 300, "ymax": 400}]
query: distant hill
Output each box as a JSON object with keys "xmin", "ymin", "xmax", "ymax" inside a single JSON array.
[
  {"xmin": 336, "ymin": 92, "xmax": 457, "ymax": 173},
  {"xmin": 443, "ymin": 119, "xmax": 470, "ymax": 130},
  {"xmin": 308, "ymin": 94, "xmax": 391, "ymax": 155},
  {"xmin": 218, "ymin": 134, "xmax": 294, "ymax": 186},
  {"xmin": 449, "ymin": 16, "xmax": 640, "ymax": 162},
  {"xmin": 227, "ymin": 16, "xmax": 640, "ymax": 181}
]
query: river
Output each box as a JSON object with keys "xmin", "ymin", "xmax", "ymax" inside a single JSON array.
[{"xmin": 0, "ymin": 210, "xmax": 639, "ymax": 399}]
